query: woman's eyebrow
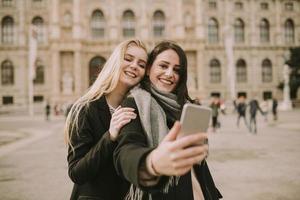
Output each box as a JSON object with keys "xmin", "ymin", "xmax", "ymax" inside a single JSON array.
[
  {"xmin": 159, "ymin": 60, "xmax": 170, "ymax": 64},
  {"xmin": 125, "ymin": 53, "xmax": 146, "ymax": 63},
  {"xmin": 124, "ymin": 53, "xmax": 134, "ymax": 57},
  {"xmin": 159, "ymin": 60, "xmax": 180, "ymax": 67}
]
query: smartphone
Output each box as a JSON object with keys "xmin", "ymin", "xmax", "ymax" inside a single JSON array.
[{"xmin": 179, "ymin": 103, "xmax": 212, "ymax": 136}]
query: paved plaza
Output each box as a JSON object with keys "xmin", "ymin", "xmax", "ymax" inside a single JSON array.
[{"xmin": 0, "ymin": 109, "xmax": 299, "ymax": 200}]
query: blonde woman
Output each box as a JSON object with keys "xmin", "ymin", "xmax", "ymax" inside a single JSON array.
[{"xmin": 65, "ymin": 39, "xmax": 147, "ymax": 200}]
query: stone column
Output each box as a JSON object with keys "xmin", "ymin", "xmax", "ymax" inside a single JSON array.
[
  {"xmin": 74, "ymin": 51, "xmax": 82, "ymax": 95},
  {"xmin": 18, "ymin": 0, "xmax": 25, "ymax": 45},
  {"xmin": 50, "ymin": 0, "xmax": 60, "ymax": 39},
  {"xmin": 249, "ymin": 0, "xmax": 256, "ymax": 45},
  {"xmin": 73, "ymin": 0, "xmax": 81, "ymax": 39},
  {"xmin": 280, "ymin": 64, "xmax": 292, "ymax": 110},
  {"xmin": 224, "ymin": 0, "xmax": 236, "ymax": 100},
  {"xmin": 274, "ymin": 0, "xmax": 282, "ymax": 45},
  {"xmin": 195, "ymin": 0, "xmax": 204, "ymax": 40},
  {"xmin": 174, "ymin": 0, "xmax": 184, "ymax": 39},
  {"xmin": 140, "ymin": 1, "xmax": 149, "ymax": 39},
  {"xmin": 109, "ymin": 0, "xmax": 118, "ymax": 40},
  {"xmin": 196, "ymin": 50, "xmax": 205, "ymax": 97},
  {"xmin": 52, "ymin": 51, "xmax": 60, "ymax": 98}
]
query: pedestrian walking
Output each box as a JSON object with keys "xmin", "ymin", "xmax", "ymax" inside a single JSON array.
[
  {"xmin": 233, "ymin": 99, "xmax": 237, "ymax": 113},
  {"xmin": 64, "ymin": 39, "xmax": 147, "ymax": 200},
  {"xmin": 220, "ymin": 100, "xmax": 226, "ymax": 115},
  {"xmin": 210, "ymin": 96, "xmax": 221, "ymax": 132},
  {"xmin": 45, "ymin": 102, "xmax": 50, "ymax": 121},
  {"xmin": 260, "ymin": 99, "xmax": 269, "ymax": 122},
  {"xmin": 236, "ymin": 96, "xmax": 248, "ymax": 129},
  {"xmin": 248, "ymin": 98, "xmax": 264, "ymax": 134},
  {"xmin": 54, "ymin": 104, "xmax": 60, "ymax": 115},
  {"xmin": 272, "ymin": 98, "xmax": 278, "ymax": 121},
  {"xmin": 114, "ymin": 41, "xmax": 222, "ymax": 200}
]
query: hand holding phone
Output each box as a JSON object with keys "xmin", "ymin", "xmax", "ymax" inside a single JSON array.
[{"xmin": 179, "ymin": 103, "xmax": 212, "ymax": 137}]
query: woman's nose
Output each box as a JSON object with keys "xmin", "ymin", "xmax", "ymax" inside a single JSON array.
[
  {"xmin": 129, "ymin": 62, "xmax": 138, "ymax": 70},
  {"xmin": 165, "ymin": 68, "xmax": 173, "ymax": 77}
]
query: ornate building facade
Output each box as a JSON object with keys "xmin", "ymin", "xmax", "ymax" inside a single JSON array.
[{"xmin": 0, "ymin": 0, "xmax": 299, "ymax": 113}]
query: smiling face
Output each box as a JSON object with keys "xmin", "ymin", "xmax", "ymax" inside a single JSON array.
[
  {"xmin": 148, "ymin": 49, "xmax": 180, "ymax": 93},
  {"xmin": 118, "ymin": 45, "xmax": 147, "ymax": 89}
]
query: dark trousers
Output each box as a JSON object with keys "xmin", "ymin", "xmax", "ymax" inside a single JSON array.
[
  {"xmin": 249, "ymin": 114, "xmax": 257, "ymax": 133},
  {"xmin": 212, "ymin": 116, "xmax": 218, "ymax": 129},
  {"xmin": 272, "ymin": 109, "xmax": 278, "ymax": 120},
  {"xmin": 237, "ymin": 114, "xmax": 248, "ymax": 128}
]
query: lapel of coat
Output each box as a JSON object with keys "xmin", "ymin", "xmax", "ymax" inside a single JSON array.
[{"xmin": 96, "ymin": 96, "xmax": 111, "ymax": 130}]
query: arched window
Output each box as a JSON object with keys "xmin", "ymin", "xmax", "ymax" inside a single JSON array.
[
  {"xmin": 1, "ymin": 16, "xmax": 14, "ymax": 44},
  {"xmin": 1, "ymin": 60, "xmax": 14, "ymax": 85},
  {"xmin": 234, "ymin": 18, "xmax": 245, "ymax": 43},
  {"xmin": 33, "ymin": 59, "xmax": 44, "ymax": 84},
  {"xmin": 122, "ymin": 10, "xmax": 135, "ymax": 37},
  {"xmin": 153, "ymin": 10, "xmax": 165, "ymax": 37},
  {"xmin": 208, "ymin": 18, "xmax": 219, "ymax": 44},
  {"xmin": 91, "ymin": 10, "xmax": 105, "ymax": 38},
  {"xmin": 89, "ymin": 56, "xmax": 106, "ymax": 86},
  {"xmin": 262, "ymin": 59, "xmax": 272, "ymax": 83},
  {"xmin": 284, "ymin": 19, "xmax": 294, "ymax": 44},
  {"xmin": 236, "ymin": 59, "xmax": 247, "ymax": 83},
  {"xmin": 260, "ymin": 18, "xmax": 270, "ymax": 43},
  {"xmin": 210, "ymin": 59, "xmax": 221, "ymax": 83},
  {"xmin": 32, "ymin": 16, "xmax": 44, "ymax": 43}
]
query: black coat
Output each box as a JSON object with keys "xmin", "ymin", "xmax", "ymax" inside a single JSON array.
[
  {"xmin": 114, "ymin": 97, "xmax": 222, "ymax": 200},
  {"xmin": 67, "ymin": 96, "xmax": 129, "ymax": 200},
  {"xmin": 249, "ymin": 99, "xmax": 263, "ymax": 117},
  {"xmin": 237, "ymin": 102, "xmax": 247, "ymax": 116}
]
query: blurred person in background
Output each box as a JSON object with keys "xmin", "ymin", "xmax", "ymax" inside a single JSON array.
[
  {"xmin": 248, "ymin": 98, "xmax": 264, "ymax": 134},
  {"xmin": 236, "ymin": 96, "xmax": 248, "ymax": 129},
  {"xmin": 64, "ymin": 39, "xmax": 147, "ymax": 200},
  {"xmin": 272, "ymin": 97, "xmax": 278, "ymax": 121},
  {"xmin": 210, "ymin": 96, "xmax": 221, "ymax": 132},
  {"xmin": 260, "ymin": 99, "xmax": 269, "ymax": 122},
  {"xmin": 45, "ymin": 102, "xmax": 51, "ymax": 121}
]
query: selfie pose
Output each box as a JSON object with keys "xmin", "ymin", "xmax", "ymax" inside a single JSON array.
[
  {"xmin": 64, "ymin": 39, "xmax": 147, "ymax": 200},
  {"xmin": 114, "ymin": 41, "xmax": 222, "ymax": 200}
]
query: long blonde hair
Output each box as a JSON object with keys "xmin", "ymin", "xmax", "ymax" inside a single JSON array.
[{"xmin": 64, "ymin": 39, "xmax": 147, "ymax": 149}]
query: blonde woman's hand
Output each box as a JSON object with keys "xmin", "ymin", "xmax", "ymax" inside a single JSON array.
[
  {"xmin": 149, "ymin": 121, "xmax": 208, "ymax": 176},
  {"xmin": 109, "ymin": 106, "xmax": 136, "ymax": 141}
]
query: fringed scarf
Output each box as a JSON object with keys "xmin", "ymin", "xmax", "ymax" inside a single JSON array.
[{"xmin": 125, "ymin": 83, "xmax": 183, "ymax": 200}]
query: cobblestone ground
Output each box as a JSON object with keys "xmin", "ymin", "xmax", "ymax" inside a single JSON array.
[
  {"xmin": 0, "ymin": 109, "xmax": 299, "ymax": 200},
  {"xmin": 0, "ymin": 116, "xmax": 72, "ymax": 200},
  {"xmin": 208, "ymin": 109, "xmax": 300, "ymax": 200}
]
